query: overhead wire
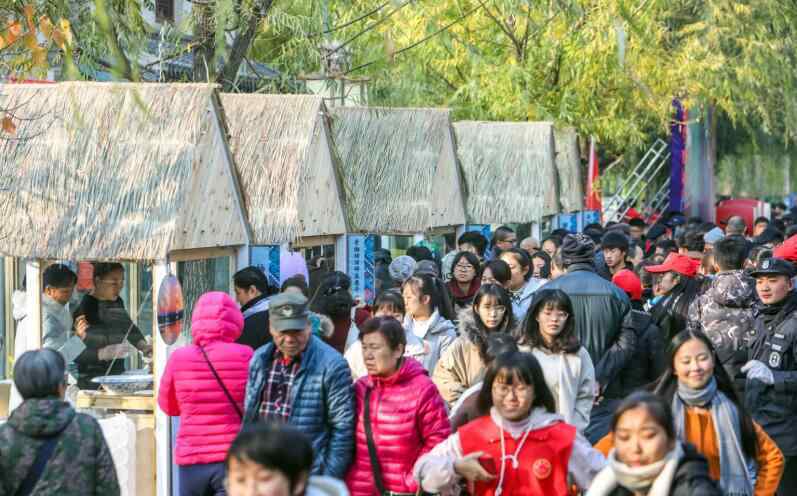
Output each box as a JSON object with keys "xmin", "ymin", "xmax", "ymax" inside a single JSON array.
[{"xmin": 344, "ymin": 3, "xmax": 485, "ymax": 75}]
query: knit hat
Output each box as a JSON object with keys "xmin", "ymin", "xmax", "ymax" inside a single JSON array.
[
  {"xmin": 560, "ymin": 233, "xmax": 595, "ymax": 266},
  {"xmin": 612, "ymin": 269, "xmax": 643, "ymax": 301},
  {"xmin": 703, "ymin": 227, "xmax": 725, "ymax": 245},
  {"xmin": 389, "ymin": 255, "xmax": 416, "ymax": 283},
  {"xmin": 414, "ymin": 260, "xmax": 440, "ymax": 278}
]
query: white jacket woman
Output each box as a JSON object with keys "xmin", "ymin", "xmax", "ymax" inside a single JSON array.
[{"xmin": 520, "ymin": 288, "xmax": 596, "ymax": 432}]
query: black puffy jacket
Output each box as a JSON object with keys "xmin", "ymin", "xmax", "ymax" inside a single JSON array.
[
  {"xmin": 545, "ymin": 263, "xmax": 634, "ymax": 386},
  {"xmin": 603, "ymin": 307, "xmax": 666, "ymax": 399},
  {"xmin": 746, "ymin": 291, "xmax": 797, "ymax": 456},
  {"xmin": 603, "ymin": 443, "xmax": 721, "ymax": 496}
]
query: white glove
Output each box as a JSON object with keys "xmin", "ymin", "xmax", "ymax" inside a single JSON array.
[
  {"xmin": 97, "ymin": 343, "xmax": 131, "ymax": 361},
  {"xmin": 741, "ymin": 360, "xmax": 775, "ymax": 385}
]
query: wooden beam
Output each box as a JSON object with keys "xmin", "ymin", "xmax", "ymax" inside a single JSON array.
[
  {"xmin": 168, "ymin": 247, "xmax": 236, "ymax": 262},
  {"xmin": 25, "ymin": 260, "xmax": 42, "ymax": 351},
  {"xmin": 292, "ymin": 236, "xmax": 339, "ymax": 249}
]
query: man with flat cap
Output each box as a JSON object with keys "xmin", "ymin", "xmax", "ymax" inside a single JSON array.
[
  {"xmin": 243, "ymin": 292, "xmax": 354, "ymax": 478},
  {"xmin": 745, "ymin": 257, "xmax": 797, "ymax": 493}
]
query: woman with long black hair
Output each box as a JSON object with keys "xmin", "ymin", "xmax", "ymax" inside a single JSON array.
[
  {"xmin": 433, "ymin": 284, "xmax": 517, "ymax": 404},
  {"xmin": 595, "ymin": 330, "xmax": 784, "ymax": 496},
  {"xmin": 522, "ymin": 289, "xmax": 595, "ymax": 432}
]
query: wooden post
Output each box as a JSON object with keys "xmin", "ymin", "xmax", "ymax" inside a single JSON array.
[
  {"xmin": 335, "ymin": 236, "xmax": 347, "ymax": 273},
  {"xmin": 152, "ymin": 259, "xmax": 176, "ymax": 496},
  {"xmin": 25, "ymin": 259, "xmax": 42, "ymax": 352},
  {"xmin": 235, "ymin": 245, "xmax": 249, "ymax": 271}
]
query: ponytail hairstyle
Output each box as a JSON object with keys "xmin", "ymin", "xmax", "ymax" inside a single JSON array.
[{"xmin": 402, "ymin": 273, "xmax": 455, "ymax": 321}]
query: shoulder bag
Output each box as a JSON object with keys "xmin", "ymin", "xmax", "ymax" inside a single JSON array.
[{"xmin": 199, "ymin": 346, "xmax": 243, "ymax": 419}]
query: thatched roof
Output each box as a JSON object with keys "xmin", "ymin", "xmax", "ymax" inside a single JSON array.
[
  {"xmin": 330, "ymin": 106, "xmax": 465, "ymax": 233},
  {"xmin": 554, "ymin": 127, "xmax": 584, "ymax": 212},
  {"xmin": 454, "ymin": 121, "xmax": 559, "ymax": 223},
  {"xmin": 0, "ymin": 82, "xmax": 249, "ymax": 261},
  {"xmin": 219, "ymin": 93, "xmax": 347, "ymax": 243}
]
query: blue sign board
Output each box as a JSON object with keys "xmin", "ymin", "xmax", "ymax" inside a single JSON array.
[
  {"xmin": 250, "ymin": 246, "xmax": 280, "ymax": 290},
  {"xmin": 348, "ymin": 235, "xmax": 375, "ymax": 304}
]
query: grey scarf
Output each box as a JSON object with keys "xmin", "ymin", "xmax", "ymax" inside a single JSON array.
[{"xmin": 673, "ymin": 377, "xmax": 753, "ymax": 496}]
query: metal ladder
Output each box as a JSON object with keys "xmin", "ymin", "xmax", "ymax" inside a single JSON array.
[
  {"xmin": 603, "ymin": 139, "xmax": 671, "ymax": 222},
  {"xmin": 644, "ymin": 177, "xmax": 671, "ymax": 222}
]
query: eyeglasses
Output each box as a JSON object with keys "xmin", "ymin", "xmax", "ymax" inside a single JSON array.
[
  {"xmin": 481, "ymin": 305, "xmax": 506, "ymax": 315},
  {"xmin": 492, "ymin": 382, "xmax": 533, "ymax": 397},
  {"xmin": 455, "ymin": 264, "xmax": 475, "ymax": 271}
]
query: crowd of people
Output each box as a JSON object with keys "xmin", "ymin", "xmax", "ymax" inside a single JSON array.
[{"xmin": 4, "ymin": 209, "xmax": 797, "ymax": 496}]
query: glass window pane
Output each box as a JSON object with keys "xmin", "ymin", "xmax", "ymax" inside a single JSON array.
[{"xmin": 178, "ymin": 257, "xmax": 231, "ymax": 338}]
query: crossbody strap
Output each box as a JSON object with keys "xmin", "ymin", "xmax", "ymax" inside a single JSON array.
[
  {"xmin": 364, "ymin": 388, "xmax": 387, "ymax": 495},
  {"xmin": 15, "ymin": 417, "xmax": 72, "ymax": 496},
  {"xmin": 199, "ymin": 346, "xmax": 243, "ymax": 419}
]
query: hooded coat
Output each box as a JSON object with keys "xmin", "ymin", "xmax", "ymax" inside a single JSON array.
[
  {"xmin": 346, "ymin": 358, "xmax": 451, "ymax": 496},
  {"xmin": 158, "ymin": 291, "xmax": 253, "ymax": 466},
  {"xmin": 432, "ymin": 308, "xmax": 518, "ymax": 404},
  {"xmin": 687, "ymin": 270, "xmax": 757, "ymax": 382},
  {"xmin": 0, "ymin": 398, "xmax": 120, "ymax": 495}
]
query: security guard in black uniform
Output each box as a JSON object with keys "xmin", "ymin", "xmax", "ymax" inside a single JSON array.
[{"xmin": 745, "ymin": 257, "xmax": 797, "ymax": 494}]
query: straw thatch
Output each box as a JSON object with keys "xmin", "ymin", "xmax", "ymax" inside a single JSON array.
[
  {"xmin": 330, "ymin": 106, "xmax": 465, "ymax": 234},
  {"xmin": 454, "ymin": 121, "xmax": 559, "ymax": 224},
  {"xmin": 554, "ymin": 127, "xmax": 584, "ymax": 212},
  {"xmin": 219, "ymin": 93, "xmax": 347, "ymax": 243},
  {"xmin": 0, "ymin": 82, "xmax": 248, "ymax": 261}
]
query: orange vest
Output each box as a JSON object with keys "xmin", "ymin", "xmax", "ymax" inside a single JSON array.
[{"xmin": 458, "ymin": 415, "xmax": 576, "ymax": 496}]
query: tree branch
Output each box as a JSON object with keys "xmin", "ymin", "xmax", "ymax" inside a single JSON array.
[{"xmin": 217, "ymin": 0, "xmax": 275, "ymax": 91}]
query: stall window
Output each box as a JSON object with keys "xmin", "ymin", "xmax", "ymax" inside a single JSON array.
[{"xmin": 178, "ymin": 256, "xmax": 231, "ymax": 337}]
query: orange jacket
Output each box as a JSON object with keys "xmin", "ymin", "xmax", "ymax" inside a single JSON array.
[{"xmin": 595, "ymin": 408, "xmax": 784, "ymax": 496}]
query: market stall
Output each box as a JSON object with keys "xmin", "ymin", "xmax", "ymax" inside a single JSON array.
[
  {"xmin": 554, "ymin": 127, "xmax": 585, "ymax": 214},
  {"xmin": 330, "ymin": 106, "xmax": 466, "ymax": 299},
  {"xmin": 0, "ymin": 82, "xmax": 250, "ymax": 496},
  {"xmin": 219, "ymin": 93, "xmax": 349, "ymax": 280},
  {"xmin": 453, "ymin": 120, "xmax": 560, "ymax": 237}
]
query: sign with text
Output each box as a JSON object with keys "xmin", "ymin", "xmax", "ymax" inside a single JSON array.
[
  {"xmin": 347, "ymin": 235, "xmax": 375, "ymax": 304},
  {"xmin": 250, "ymin": 246, "xmax": 280, "ymax": 290}
]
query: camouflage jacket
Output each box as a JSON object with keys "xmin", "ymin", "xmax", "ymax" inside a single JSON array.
[
  {"xmin": 0, "ymin": 398, "xmax": 119, "ymax": 496},
  {"xmin": 687, "ymin": 270, "xmax": 758, "ymax": 381}
]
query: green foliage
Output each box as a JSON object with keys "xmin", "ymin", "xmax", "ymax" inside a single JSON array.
[{"xmin": 254, "ymin": 0, "xmax": 797, "ymax": 158}]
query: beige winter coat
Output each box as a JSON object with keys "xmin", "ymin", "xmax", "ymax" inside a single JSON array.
[{"xmin": 432, "ymin": 308, "xmax": 518, "ymax": 404}]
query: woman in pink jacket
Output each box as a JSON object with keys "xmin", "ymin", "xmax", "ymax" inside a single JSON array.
[
  {"xmin": 346, "ymin": 317, "xmax": 451, "ymax": 496},
  {"xmin": 158, "ymin": 291, "xmax": 253, "ymax": 496}
]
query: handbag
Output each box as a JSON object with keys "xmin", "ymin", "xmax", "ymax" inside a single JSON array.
[
  {"xmin": 364, "ymin": 388, "xmax": 436, "ymax": 496},
  {"xmin": 15, "ymin": 417, "xmax": 72, "ymax": 496},
  {"xmin": 199, "ymin": 346, "xmax": 243, "ymax": 419}
]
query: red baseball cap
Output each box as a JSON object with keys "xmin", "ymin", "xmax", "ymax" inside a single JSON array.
[
  {"xmin": 774, "ymin": 235, "xmax": 797, "ymax": 262},
  {"xmin": 644, "ymin": 252, "xmax": 698, "ymax": 278},
  {"xmin": 612, "ymin": 269, "xmax": 642, "ymax": 301}
]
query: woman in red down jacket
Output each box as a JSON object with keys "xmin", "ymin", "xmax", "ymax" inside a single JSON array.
[
  {"xmin": 158, "ymin": 291, "xmax": 253, "ymax": 496},
  {"xmin": 346, "ymin": 316, "xmax": 451, "ymax": 496}
]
